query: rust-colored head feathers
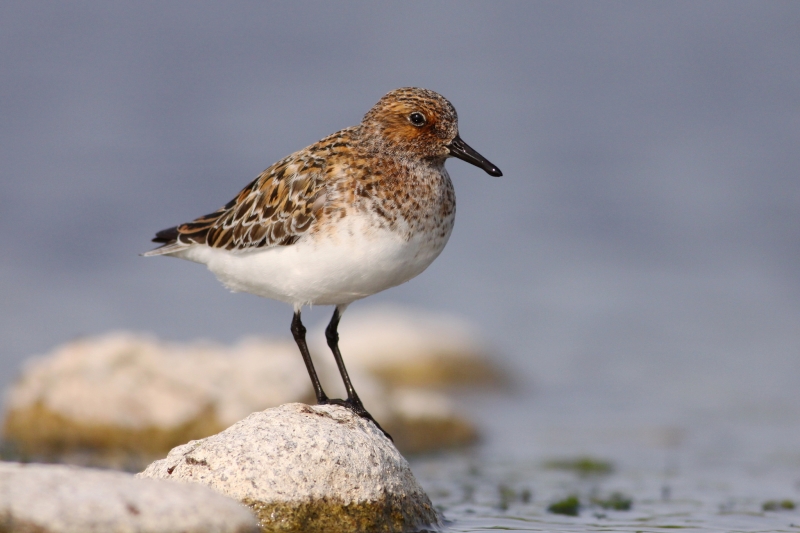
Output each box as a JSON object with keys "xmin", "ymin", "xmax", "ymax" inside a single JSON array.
[
  {"xmin": 360, "ymin": 87, "xmax": 460, "ymax": 160},
  {"xmin": 361, "ymin": 87, "xmax": 501, "ymax": 176}
]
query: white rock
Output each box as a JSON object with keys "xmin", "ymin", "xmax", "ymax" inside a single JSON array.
[
  {"xmin": 0, "ymin": 461, "xmax": 258, "ymax": 533},
  {"xmin": 391, "ymin": 388, "xmax": 459, "ymax": 420},
  {"xmin": 312, "ymin": 304, "xmax": 505, "ymax": 388},
  {"xmin": 6, "ymin": 333, "xmax": 210, "ymax": 430},
  {"xmin": 2, "ymin": 332, "xmax": 311, "ymax": 459},
  {"xmin": 8, "ymin": 332, "xmax": 311, "ymax": 428},
  {"xmin": 138, "ymin": 403, "xmax": 441, "ymax": 532},
  {"xmin": 384, "ymin": 388, "xmax": 479, "ymax": 454},
  {"xmin": 309, "ymin": 372, "xmax": 479, "ymax": 454},
  {"xmin": 4, "ymin": 329, "xmax": 481, "ymax": 462}
]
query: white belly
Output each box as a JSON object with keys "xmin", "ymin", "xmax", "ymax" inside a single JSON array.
[{"xmin": 174, "ymin": 215, "xmax": 451, "ymax": 307}]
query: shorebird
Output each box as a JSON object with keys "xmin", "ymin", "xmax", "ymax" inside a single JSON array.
[{"xmin": 144, "ymin": 87, "xmax": 502, "ymax": 438}]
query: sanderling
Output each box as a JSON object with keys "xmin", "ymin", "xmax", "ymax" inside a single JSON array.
[{"xmin": 144, "ymin": 87, "xmax": 501, "ymax": 438}]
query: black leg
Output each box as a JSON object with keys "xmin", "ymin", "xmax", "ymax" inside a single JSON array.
[
  {"xmin": 290, "ymin": 311, "xmax": 329, "ymax": 405},
  {"xmin": 325, "ymin": 306, "xmax": 393, "ymax": 441},
  {"xmin": 325, "ymin": 307, "xmax": 362, "ymax": 407}
]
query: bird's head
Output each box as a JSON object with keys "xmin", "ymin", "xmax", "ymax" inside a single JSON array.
[{"xmin": 361, "ymin": 87, "xmax": 502, "ymax": 177}]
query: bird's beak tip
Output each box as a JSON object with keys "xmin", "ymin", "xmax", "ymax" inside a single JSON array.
[{"xmin": 448, "ymin": 135, "xmax": 502, "ymax": 177}]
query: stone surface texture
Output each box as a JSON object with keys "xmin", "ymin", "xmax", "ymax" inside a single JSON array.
[
  {"xmin": 0, "ymin": 461, "xmax": 258, "ymax": 533},
  {"xmin": 138, "ymin": 403, "xmax": 441, "ymax": 533}
]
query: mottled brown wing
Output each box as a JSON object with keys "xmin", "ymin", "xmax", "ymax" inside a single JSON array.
[{"xmin": 168, "ymin": 154, "xmax": 327, "ymax": 251}]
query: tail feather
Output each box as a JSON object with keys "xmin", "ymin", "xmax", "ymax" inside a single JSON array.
[
  {"xmin": 141, "ymin": 241, "xmax": 190, "ymax": 257},
  {"xmin": 142, "ymin": 225, "xmax": 187, "ymax": 257}
]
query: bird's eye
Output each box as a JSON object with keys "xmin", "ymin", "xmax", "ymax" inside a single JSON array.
[{"xmin": 408, "ymin": 112, "xmax": 426, "ymax": 127}]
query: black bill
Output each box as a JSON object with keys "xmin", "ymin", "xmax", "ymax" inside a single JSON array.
[{"xmin": 448, "ymin": 135, "xmax": 502, "ymax": 177}]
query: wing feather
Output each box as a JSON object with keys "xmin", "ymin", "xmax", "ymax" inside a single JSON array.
[
  {"xmin": 148, "ymin": 152, "xmax": 327, "ymax": 254},
  {"xmin": 144, "ymin": 127, "xmax": 362, "ymax": 257}
]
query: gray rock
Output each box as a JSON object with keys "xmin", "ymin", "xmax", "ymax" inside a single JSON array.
[
  {"xmin": 0, "ymin": 461, "xmax": 258, "ymax": 533},
  {"xmin": 138, "ymin": 403, "xmax": 441, "ymax": 533}
]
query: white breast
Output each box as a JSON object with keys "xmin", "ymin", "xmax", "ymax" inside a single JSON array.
[{"xmin": 174, "ymin": 212, "xmax": 453, "ymax": 307}]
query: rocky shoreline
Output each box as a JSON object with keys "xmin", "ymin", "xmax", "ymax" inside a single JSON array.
[{"xmin": 0, "ymin": 403, "xmax": 440, "ymax": 533}]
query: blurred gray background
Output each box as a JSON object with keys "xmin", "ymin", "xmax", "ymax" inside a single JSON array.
[{"xmin": 2, "ymin": 1, "xmax": 799, "ymax": 447}]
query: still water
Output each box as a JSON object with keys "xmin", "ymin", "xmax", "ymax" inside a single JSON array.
[{"xmin": 411, "ymin": 390, "xmax": 800, "ymax": 532}]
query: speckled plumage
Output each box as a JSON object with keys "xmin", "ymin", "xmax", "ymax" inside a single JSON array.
[
  {"xmin": 144, "ymin": 87, "xmax": 501, "ymax": 432},
  {"xmin": 145, "ymin": 87, "xmax": 499, "ymax": 309}
]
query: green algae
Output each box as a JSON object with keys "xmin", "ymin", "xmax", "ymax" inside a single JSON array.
[
  {"xmin": 592, "ymin": 491, "xmax": 633, "ymax": 511},
  {"xmin": 243, "ymin": 495, "xmax": 439, "ymax": 533},
  {"xmin": 542, "ymin": 456, "xmax": 615, "ymax": 477},
  {"xmin": 497, "ymin": 484, "xmax": 515, "ymax": 511},
  {"xmin": 547, "ymin": 495, "xmax": 580, "ymax": 516},
  {"xmin": 762, "ymin": 499, "xmax": 795, "ymax": 511}
]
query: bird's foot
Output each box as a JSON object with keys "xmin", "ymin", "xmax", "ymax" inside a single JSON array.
[{"xmin": 321, "ymin": 397, "xmax": 393, "ymax": 442}]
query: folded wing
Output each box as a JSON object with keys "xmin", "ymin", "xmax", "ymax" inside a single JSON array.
[{"xmin": 145, "ymin": 153, "xmax": 327, "ymax": 256}]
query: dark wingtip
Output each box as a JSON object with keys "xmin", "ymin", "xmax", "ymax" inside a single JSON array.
[{"xmin": 152, "ymin": 226, "xmax": 179, "ymax": 243}]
